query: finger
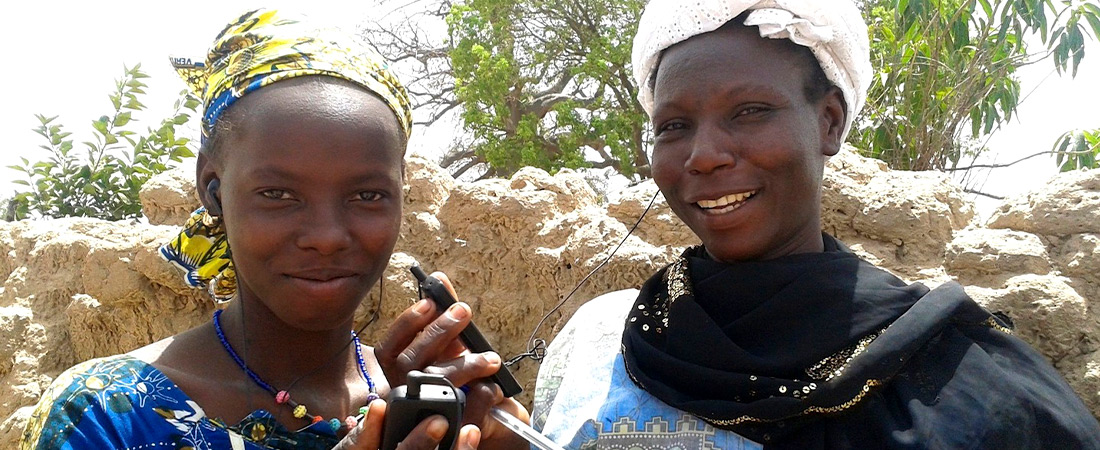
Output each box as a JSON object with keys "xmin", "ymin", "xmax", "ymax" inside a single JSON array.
[
  {"xmin": 333, "ymin": 399, "xmax": 387, "ymax": 450},
  {"xmin": 430, "ymin": 271, "xmax": 460, "ymax": 302},
  {"xmin": 374, "ymin": 299, "xmax": 438, "ymax": 385},
  {"xmin": 421, "ymin": 351, "xmax": 502, "ymax": 388},
  {"xmin": 441, "ymin": 336, "xmax": 470, "ymax": 360},
  {"xmin": 426, "ymin": 272, "xmax": 470, "ymax": 358},
  {"xmin": 459, "ymin": 381, "xmax": 504, "ymax": 429},
  {"xmin": 477, "ymin": 399, "xmax": 530, "ymax": 446},
  {"xmin": 457, "ymin": 424, "xmax": 482, "ymax": 450},
  {"xmin": 398, "ymin": 303, "xmax": 474, "ymax": 370},
  {"xmin": 395, "ymin": 415, "xmax": 449, "ymax": 450}
]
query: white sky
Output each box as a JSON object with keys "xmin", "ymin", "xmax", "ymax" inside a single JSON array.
[{"xmin": 1, "ymin": 2, "xmax": 1097, "ymax": 221}]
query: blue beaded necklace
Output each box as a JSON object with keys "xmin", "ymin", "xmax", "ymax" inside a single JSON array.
[{"xmin": 213, "ymin": 309, "xmax": 380, "ymax": 433}]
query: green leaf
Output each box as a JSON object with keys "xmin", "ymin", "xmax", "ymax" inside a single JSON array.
[
  {"xmin": 113, "ymin": 111, "xmax": 132, "ymax": 127},
  {"xmin": 92, "ymin": 117, "xmax": 109, "ymax": 135},
  {"xmin": 1084, "ymin": 13, "xmax": 1100, "ymax": 41},
  {"xmin": 977, "ymin": 0, "xmax": 994, "ymax": 18}
]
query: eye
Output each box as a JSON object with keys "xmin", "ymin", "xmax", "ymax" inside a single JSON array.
[
  {"xmin": 356, "ymin": 191, "xmax": 384, "ymax": 202},
  {"xmin": 260, "ymin": 189, "xmax": 292, "ymax": 200},
  {"xmin": 735, "ymin": 105, "xmax": 770, "ymax": 117},
  {"xmin": 655, "ymin": 120, "xmax": 687, "ymax": 136}
]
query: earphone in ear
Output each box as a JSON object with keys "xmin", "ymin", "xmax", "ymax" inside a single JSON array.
[{"xmin": 206, "ymin": 179, "xmax": 223, "ymax": 216}]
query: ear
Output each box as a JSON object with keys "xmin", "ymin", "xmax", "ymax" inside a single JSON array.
[
  {"xmin": 195, "ymin": 151, "xmax": 222, "ymax": 216},
  {"xmin": 819, "ymin": 87, "xmax": 847, "ymax": 157}
]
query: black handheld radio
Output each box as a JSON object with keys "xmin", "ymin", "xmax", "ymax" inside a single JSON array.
[{"xmin": 409, "ymin": 266, "xmax": 523, "ymax": 398}]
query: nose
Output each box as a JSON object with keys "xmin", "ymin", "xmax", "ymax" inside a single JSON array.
[
  {"xmin": 685, "ymin": 122, "xmax": 736, "ymax": 175},
  {"xmin": 296, "ymin": 205, "xmax": 352, "ymax": 255}
]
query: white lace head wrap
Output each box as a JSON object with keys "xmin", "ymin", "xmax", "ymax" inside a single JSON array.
[{"xmin": 632, "ymin": 0, "xmax": 872, "ymax": 140}]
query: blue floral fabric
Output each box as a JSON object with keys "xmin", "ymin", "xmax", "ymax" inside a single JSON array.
[{"xmin": 21, "ymin": 355, "xmax": 340, "ymax": 450}]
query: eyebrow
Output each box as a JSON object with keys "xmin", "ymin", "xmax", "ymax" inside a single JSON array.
[
  {"xmin": 241, "ymin": 166, "xmax": 395, "ymax": 184},
  {"xmin": 653, "ymin": 83, "xmax": 787, "ymax": 113}
]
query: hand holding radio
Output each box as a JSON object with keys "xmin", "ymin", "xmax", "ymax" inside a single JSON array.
[
  {"xmin": 331, "ymin": 395, "xmax": 482, "ymax": 450},
  {"xmin": 372, "ymin": 268, "xmax": 530, "ymax": 450},
  {"xmin": 374, "ymin": 273, "xmax": 504, "ymax": 389}
]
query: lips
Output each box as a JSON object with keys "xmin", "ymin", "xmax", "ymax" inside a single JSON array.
[
  {"xmin": 286, "ymin": 268, "xmax": 358, "ymax": 282},
  {"xmin": 283, "ymin": 268, "xmax": 362, "ymax": 297},
  {"xmin": 695, "ymin": 190, "xmax": 758, "ymax": 215}
]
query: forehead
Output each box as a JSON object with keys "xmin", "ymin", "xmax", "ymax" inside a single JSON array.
[
  {"xmin": 231, "ymin": 77, "xmax": 402, "ymax": 137},
  {"xmin": 653, "ymin": 25, "xmax": 808, "ymax": 98},
  {"xmin": 217, "ymin": 77, "xmax": 405, "ymax": 176}
]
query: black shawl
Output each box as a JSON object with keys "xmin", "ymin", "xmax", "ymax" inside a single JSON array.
[{"xmin": 622, "ymin": 236, "xmax": 1100, "ymax": 448}]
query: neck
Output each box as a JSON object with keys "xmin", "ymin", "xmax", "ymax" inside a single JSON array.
[{"xmin": 215, "ymin": 297, "xmax": 360, "ymax": 389}]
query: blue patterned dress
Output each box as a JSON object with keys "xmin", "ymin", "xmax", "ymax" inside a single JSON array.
[{"xmin": 21, "ymin": 355, "xmax": 342, "ymax": 450}]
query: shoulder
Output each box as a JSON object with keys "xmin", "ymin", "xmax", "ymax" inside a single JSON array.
[
  {"xmin": 564, "ymin": 289, "xmax": 639, "ymax": 332},
  {"xmin": 21, "ymin": 355, "xmax": 152, "ymax": 448},
  {"xmin": 38, "ymin": 354, "xmax": 155, "ymax": 401},
  {"xmin": 127, "ymin": 323, "xmax": 208, "ymax": 367},
  {"xmin": 127, "ymin": 322, "xmax": 232, "ymax": 390},
  {"xmin": 21, "ymin": 354, "xmax": 195, "ymax": 450},
  {"xmin": 880, "ymin": 283, "xmax": 1100, "ymax": 446},
  {"xmin": 533, "ymin": 289, "xmax": 637, "ymax": 430},
  {"xmin": 548, "ymin": 289, "xmax": 638, "ymax": 356}
]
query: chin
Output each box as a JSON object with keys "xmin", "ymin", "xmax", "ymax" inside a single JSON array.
[
  {"xmin": 695, "ymin": 230, "xmax": 769, "ymax": 263},
  {"xmin": 288, "ymin": 312, "xmax": 356, "ymax": 332},
  {"xmin": 705, "ymin": 246, "xmax": 766, "ymax": 263}
]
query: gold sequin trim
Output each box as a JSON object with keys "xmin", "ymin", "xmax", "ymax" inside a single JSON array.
[
  {"xmin": 665, "ymin": 257, "xmax": 691, "ymax": 305},
  {"xmin": 805, "ymin": 327, "xmax": 886, "ymax": 381},
  {"xmin": 701, "ymin": 379, "xmax": 885, "ymax": 426},
  {"xmin": 986, "ymin": 317, "xmax": 1012, "ymax": 334},
  {"xmin": 632, "ymin": 257, "xmax": 692, "ymax": 334},
  {"xmin": 622, "ymin": 344, "xmax": 882, "ymax": 428}
]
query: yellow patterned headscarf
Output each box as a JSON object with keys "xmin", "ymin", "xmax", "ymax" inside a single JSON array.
[{"xmin": 160, "ymin": 9, "xmax": 412, "ymax": 303}]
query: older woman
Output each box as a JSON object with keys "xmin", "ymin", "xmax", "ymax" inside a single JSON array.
[
  {"xmin": 532, "ymin": 0, "xmax": 1100, "ymax": 448},
  {"xmin": 21, "ymin": 9, "xmax": 522, "ymax": 450}
]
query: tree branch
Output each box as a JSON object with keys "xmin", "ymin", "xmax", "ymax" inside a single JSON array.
[
  {"xmin": 944, "ymin": 149, "xmax": 1097, "ymax": 171},
  {"xmin": 964, "ymin": 189, "xmax": 1005, "ymax": 200}
]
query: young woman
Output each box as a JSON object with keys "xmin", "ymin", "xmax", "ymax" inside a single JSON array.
[
  {"xmin": 532, "ymin": 1, "xmax": 1100, "ymax": 448},
  {"xmin": 21, "ymin": 9, "xmax": 523, "ymax": 450}
]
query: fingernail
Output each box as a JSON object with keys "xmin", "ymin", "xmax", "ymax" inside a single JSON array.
[
  {"xmin": 427, "ymin": 416, "xmax": 448, "ymax": 440},
  {"xmin": 447, "ymin": 303, "xmax": 469, "ymax": 320},
  {"xmin": 365, "ymin": 399, "xmax": 382, "ymax": 417},
  {"xmin": 483, "ymin": 351, "xmax": 501, "ymax": 365},
  {"xmin": 467, "ymin": 426, "xmax": 482, "ymax": 447},
  {"xmin": 413, "ymin": 299, "xmax": 432, "ymax": 314}
]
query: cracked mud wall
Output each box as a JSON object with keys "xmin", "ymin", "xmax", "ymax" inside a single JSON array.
[{"xmin": 1, "ymin": 151, "xmax": 1097, "ymax": 446}]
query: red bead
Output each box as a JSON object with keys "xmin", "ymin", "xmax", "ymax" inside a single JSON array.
[
  {"xmin": 311, "ymin": 415, "xmax": 324, "ymax": 424},
  {"xmin": 275, "ymin": 390, "xmax": 290, "ymax": 404}
]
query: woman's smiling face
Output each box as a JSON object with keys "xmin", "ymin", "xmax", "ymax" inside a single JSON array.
[
  {"xmin": 649, "ymin": 24, "xmax": 846, "ymax": 263},
  {"xmin": 200, "ymin": 77, "xmax": 405, "ymax": 331}
]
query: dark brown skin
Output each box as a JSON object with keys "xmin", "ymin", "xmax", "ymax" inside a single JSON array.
[
  {"xmin": 128, "ymin": 76, "xmax": 516, "ymax": 449},
  {"xmin": 649, "ymin": 24, "xmax": 847, "ymax": 263}
]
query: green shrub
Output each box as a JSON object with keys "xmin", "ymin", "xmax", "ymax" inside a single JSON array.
[{"xmin": 7, "ymin": 64, "xmax": 199, "ymax": 221}]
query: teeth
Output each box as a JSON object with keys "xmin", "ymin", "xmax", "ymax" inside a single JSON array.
[{"xmin": 697, "ymin": 191, "xmax": 756, "ymax": 209}]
